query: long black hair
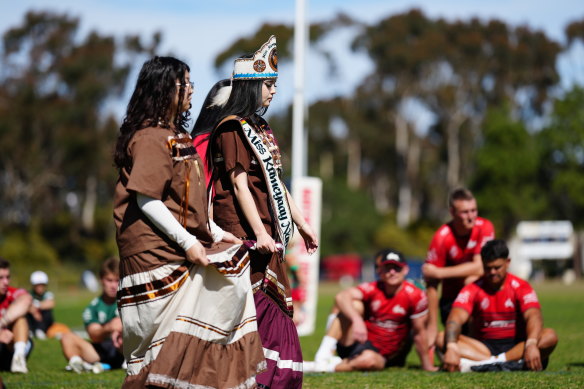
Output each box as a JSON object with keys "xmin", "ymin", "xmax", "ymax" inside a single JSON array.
[
  {"xmin": 114, "ymin": 56, "xmax": 191, "ymax": 169},
  {"xmin": 192, "ymin": 76, "xmax": 268, "ymax": 170},
  {"xmin": 219, "ymin": 78, "xmax": 267, "ymax": 121}
]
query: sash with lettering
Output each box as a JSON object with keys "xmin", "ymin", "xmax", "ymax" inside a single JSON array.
[{"xmin": 217, "ymin": 115, "xmax": 294, "ymax": 252}]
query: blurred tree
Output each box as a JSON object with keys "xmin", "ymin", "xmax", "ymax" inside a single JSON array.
[
  {"xmin": 470, "ymin": 105, "xmax": 546, "ymax": 237},
  {"xmin": 0, "ymin": 11, "xmax": 159, "ymax": 264},
  {"xmin": 535, "ymin": 86, "xmax": 584, "ymax": 228},
  {"xmin": 564, "ymin": 18, "xmax": 584, "ymax": 47},
  {"xmin": 351, "ymin": 9, "xmax": 561, "ymax": 225},
  {"xmin": 319, "ymin": 178, "xmax": 382, "ymax": 257}
]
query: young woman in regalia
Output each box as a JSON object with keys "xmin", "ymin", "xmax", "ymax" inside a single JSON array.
[
  {"xmin": 196, "ymin": 36, "xmax": 319, "ymax": 389},
  {"xmin": 113, "ymin": 56, "xmax": 265, "ymax": 389}
]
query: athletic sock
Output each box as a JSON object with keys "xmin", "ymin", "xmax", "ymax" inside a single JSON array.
[
  {"xmin": 13, "ymin": 341, "xmax": 26, "ymax": 355},
  {"xmin": 325, "ymin": 313, "xmax": 337, "ymax": 331},
  {"xmin": 315, "ymin": 335, "xmax": 338, "ymax": 361},
  {"xmin": 493, "ymin": 353, "xmax": 506, "ymax": 362},
  {"xmin": 69, "ymin": 355, "xmax": 83, "ymax": 365}
]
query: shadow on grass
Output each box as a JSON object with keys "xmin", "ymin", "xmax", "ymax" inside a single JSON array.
[{"xmin": 567, "ymin": 363, "xmax": 584, "ymax": 368}]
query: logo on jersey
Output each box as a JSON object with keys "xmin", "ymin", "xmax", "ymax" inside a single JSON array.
[
  {"xmin": 523, "ymin": 291, "xmax": 539, "ymax": 305},
  {"xmin": 392, "ymin": 304, "xmax": 406, "ymax": 315},
  {"xmin": 416, "ymin": 297, "xmax": 428, "ymax": 312},
  {"xmin": 485, "ymin": 320, "xmax": 514, "ymax": 328},
  {"xmin": 449, "ymin": 247, "xmax": 459, "ymax": 258},
  {"xmin": 427, "ymin": 248, "xmax": 437, "ymax": 263},
  {"xmin": 405, "ymin": 285, "xmax": 414, "ymax": 294},
  {"xmin": 511, "ymin": 279, "xmax": 520, "ymax": 289},
  {"xmin": 374, "ymin": 320, "xmax": 399, "ymax": 329},
  {"xmin": 468, "ymin": 240, "xmax": 477, "ymax": 249},
  {"xmin": 455, "ymin": 291, "xmax": 470, "ymax": 304},
  {"xmin": 360, "ymin": 283, "xmax": 375, "ymax": 293},
  {"xmin": 481, "ymin": 297, "xmax": 490, "ymax": 310},
  {"xmin": 371, "ymin": 299, "xmax": 381, "ymax": 312},
  {"xmin": 504, "ymin": 298, "xmax": 515, "ymax": 309}
]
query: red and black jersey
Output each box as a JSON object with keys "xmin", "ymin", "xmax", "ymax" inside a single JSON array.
[
  {"xmin": 425, "ymin": 217, "xmax": 495, "ymax": 300},
  {"xmin": 453, "ymin": 273, "xmax": 540, "ymax": 340},
  {"xmin": 357, "ymin": 280, "xmax": 428, "ymax": 357},
  {"xmin": 0, "ymin": 286, "xmax": 29, "ymax": 320}
]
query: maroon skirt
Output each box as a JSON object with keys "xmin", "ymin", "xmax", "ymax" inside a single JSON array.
[{"xmin": 254, "ymin": 291, "xmax": 303, "ymax": 389}]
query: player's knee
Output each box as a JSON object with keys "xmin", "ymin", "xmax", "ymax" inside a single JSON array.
[
  {"xmin": 540, "ymin": 328, "xmax": 558, "ymax": 349},
  {"xmin": 352, "ymin": 351, "xmax": 384, "ymax": 371},
  {"xmin": 60, "ymin": 331, "xmax": 77, "ymax": 345}
]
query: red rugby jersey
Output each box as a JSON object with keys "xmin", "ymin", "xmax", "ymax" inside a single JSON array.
[
  {"xmin": 357, "ymin": 280, "xmax": 428, "ymax": 357},
  {"xmin": 452, "ymin": 273, "xmax": 540, "ymax": 340},
  {"xmin": 425, "ymin": 217, "xmax": 495, "ymax": 300},
  {"xmin": 0, "ymin": 286, "xmax": 29, "ymax": 319}
]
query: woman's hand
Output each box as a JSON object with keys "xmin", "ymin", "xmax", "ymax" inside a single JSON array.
[
  {"xmin": 221, "ymin": 232, "xmax": 242, "ymax": 245},
  {"xmin": 298, "ymin": 223, "xmax": 318, "ymax": 255},
  {"xmin": 255, "ymin": 232, "xmax": 278, "ymax": 254},
  {"xmin": 186, "ymin": 240, "xmax": 209, "ymax": 266}
]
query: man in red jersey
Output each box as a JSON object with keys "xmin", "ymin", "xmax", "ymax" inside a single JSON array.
[
  {"xmin": 423, "ymin": 188, "xmax": 495, "ymax": 346},
  {"xmin": 439, "ymin": 239, "xmax": 557, "ymax": 372},
  {"xmin": 0, "ymin": 257, "xmax": 33, "ymax": 374},
  {"xmin": 305, "ymin": 249, "xmax": 436, "ymax": 372}
]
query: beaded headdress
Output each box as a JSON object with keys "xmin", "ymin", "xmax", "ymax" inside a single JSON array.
[{"xmin": 232, "ymin": 35, "xmax": 278, "ymax": 80}]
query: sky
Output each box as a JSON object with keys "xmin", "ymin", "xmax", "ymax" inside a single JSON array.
[{"xmin": 1, "ymin": 0, "xmax": 584, "ymax": 119}]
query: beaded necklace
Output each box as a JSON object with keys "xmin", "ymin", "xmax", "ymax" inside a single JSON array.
[{"xmin": 257, "ymin": 122, "xmax": 282, "ymax": 172}]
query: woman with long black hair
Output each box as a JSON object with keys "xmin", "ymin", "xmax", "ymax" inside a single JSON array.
[
  {"xmin": 113, "ymin": 56, "xmax": 265, "ymax": 389},
  {"xmin": 196, "ymin": 37, "xmax": 318, "ymax": 389}
]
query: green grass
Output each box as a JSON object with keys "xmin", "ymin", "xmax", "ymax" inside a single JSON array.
[{"xmin": 2, "ymin": 281, "xmax": 584, "ymax": 388}]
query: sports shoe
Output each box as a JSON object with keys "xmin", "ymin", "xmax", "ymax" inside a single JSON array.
[
  {"xmin": 91, "ymin": 362, "xmax": 104, "ymax": 374},
  {"xmin": 10, "ymin": 353, "xmax": 28, "ymax": 374},
  {"xmin": 68, "ymin": 356, "xmax": 84, "ymax": 374},
  {"xmin": 303, "ymin": 361, "xmax": 318, "ymax": 373},
  {"xmin": 303, "ymin": 356, "xmax": 342, "ymax": 373},
  {"xmin": 471, "ymin": 359, "xmax": 525, "ymax": 372},
  {"xmin": 34, "ymin": 329, "xmax": 47, "ymax": 340}
]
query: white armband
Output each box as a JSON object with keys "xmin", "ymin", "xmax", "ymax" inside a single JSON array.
[
  {"xmin": 208, "ymin": 219, "xmax": 225, "ymax": 243},
  {"xmin": 137, "ymin": 193, "xmax": 198, "ymax": 252}
]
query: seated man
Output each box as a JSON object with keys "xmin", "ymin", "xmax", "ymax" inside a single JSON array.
[
  {"xmin": 27, "ymin": 270, "xmax": 55, "ymax": 340},
  {"xmin": 0, "ymin": 257, "xmax": 33, "ymax": 374},
  {"xmin": 439, "ymin": 239, "xmax": 558, "ymax": 372},
  {"xmin": 60, "ymin": 257, "xmax": 124, "ymax": 373},
  {"xmin": 305, "ymin": 249, "xmax": 436, "ymax": 372}
]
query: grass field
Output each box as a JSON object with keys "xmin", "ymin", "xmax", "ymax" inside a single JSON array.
[{"xmin": 2, "ymin": 281, "xmax": 584, "ymax": 388}]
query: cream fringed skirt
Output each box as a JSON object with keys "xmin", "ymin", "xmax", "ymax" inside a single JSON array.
[{"xmin": 118, "ymin": 243, "xmax": 266, "ymax": 389}]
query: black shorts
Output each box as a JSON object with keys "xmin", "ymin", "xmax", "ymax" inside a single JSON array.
[
  {"xmin": 92, "ymin": 339, "xmax": 125, "ymax": 368},
  {"xmin": 337, "ymin": 340, "xmax": 379, "ymax": 360},
  {"xmin": 0, "ymin": 338, "xmax": 33, "ymax": 371},
  {"xmin": 481, "ymin": 338, "xmax": 517, "ymax": 356}
]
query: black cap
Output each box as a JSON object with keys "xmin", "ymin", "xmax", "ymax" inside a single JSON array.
[{"xmin": 375, "ymin": 249, "xmax": 407, "ymax": 268}]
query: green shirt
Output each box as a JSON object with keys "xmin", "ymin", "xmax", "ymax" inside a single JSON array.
[{"xmin": 82, "ymin": 295, "xmax": 119, "ymax": 328}]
